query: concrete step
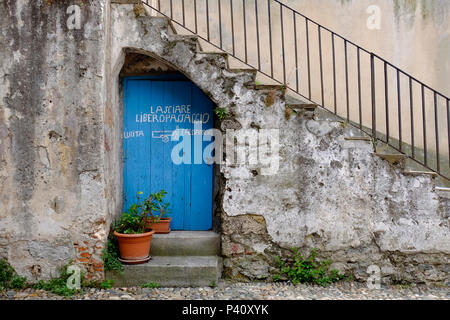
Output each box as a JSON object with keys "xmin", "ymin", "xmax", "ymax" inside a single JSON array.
[
  {"xmin": 106, "ymin": 256, "xmax": 222, "ymax": 287},
  {"xmin": 150, "ymin": 231, "xmax": 220, "ymax": 256}
]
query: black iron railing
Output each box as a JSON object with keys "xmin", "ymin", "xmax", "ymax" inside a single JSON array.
[{"xmin": 142, "ymin": 0, "xmax": 450, "ymax": 181}]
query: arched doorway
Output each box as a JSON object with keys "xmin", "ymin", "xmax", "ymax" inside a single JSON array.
[{"xmin": 122, "ymin": 71, "xmax": 214, "ymax": 231}]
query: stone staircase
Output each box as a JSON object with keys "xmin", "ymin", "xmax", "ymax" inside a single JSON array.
[
  {"xmin": 106, "ymin": 232, "xmax": 222, "ymax": 287},
  {"xmin": 110, "ymin": 3, "xmax": 450, "ymax": 285}
]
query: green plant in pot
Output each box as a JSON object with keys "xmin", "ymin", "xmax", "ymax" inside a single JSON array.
[
  {"xmin": 143, "ymin": 190, "xmax": 172, "ymax": 234},
  {"xmin": 112, "ymin": 191, "xmax": 155, "ymax": 264}
]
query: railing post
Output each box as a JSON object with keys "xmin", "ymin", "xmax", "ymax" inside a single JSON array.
[
  {"xmin": 229, "ymin": 0, "xmax": 234, "ymax": 55},
  {"xmin": 280, "ymin": 3, "xmax": 286, "ymax": 84},
  {"xmin": 243, "ymin": 0, "xmax": 247, "ymax": 63},
  {"xmin": 268, "ymin": 0, "xmax": 273, "ymax": 77},
  {"xmin": 206, "ymin": 0, "xmax": 210, "ymax": 41},
  {"xmin": 397, "ymin": 69, "xmax": 402, "ymax": 152},
  {"xmin": 371, "ymin": 54, "xmax": 376, "ymax": 139},
  {"xmin": 409, "ymin": 77, "xmax": 415, "ymax": 158},
  {"xmin": 448, "ymin": 99, "xmax": 450, "ymax": 168},
  {"xmin": 384, "ymin": 61, "xmax": 389, "ymax": 143},
  {"xmin": 344, "ymin": 40, "xmax": 349, "ymax": 121},
  {"xmin": 293, "ymin": 12, "xmax": 299, "ymax": 93},
  {"xmin": 357, "ymin": 48, "xmax": 362, "ymax": 129},
  {"xmin": 218, "ymin": 0, "xmax": 223, "ymax": 48},
  {"xmin": 318, "ymin": 25, "xmax": 324, "ymax": 106},
  {"xmin": 194, "ymin": 0, "xmax": 198, "ymax": 33},
  {"xmin": 182, "ymin": 0, "xmax": 185, "ymax": 26},
  {"xmin": 305, "ymin": 18, "xmax": 311, "ymax": 100},
  {"xmin": 447, "ymin": 99, "xmax": 450, "ymax": 167},
  {"xmin": 332, "ymin": 33, "xmax": 337, "ymax": 114},
  {"xmin": 434, "ymin": 92, "xmax": 440, "ymax": 173},
  {"xmin": 422, "ymin": 84, "xmax": 427, "ymax": 167},
  {"xmin": 255, "ymin": 0, "xmax": 261, "ymax": 70}
]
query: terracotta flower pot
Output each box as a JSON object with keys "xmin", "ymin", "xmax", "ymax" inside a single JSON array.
[
  {"xmin": 146, "ymin": 217, "xmax": 172, "ymax": 234},
  {"xmin": 114, "ymin": 230, "xmax": 155, "ymax": 262}
]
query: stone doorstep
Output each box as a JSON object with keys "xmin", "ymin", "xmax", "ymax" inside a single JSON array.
[
  {"xmin": 106, "ymin": 256, "xmax": 222, "ymax": 287},
  {"xmin": 151, "ymin": 231, "xmax": 220, "ymax": 256}
]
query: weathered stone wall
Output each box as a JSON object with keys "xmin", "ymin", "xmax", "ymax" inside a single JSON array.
[
  {"xmin": 0, "ymin": 0, "xmax": 110, "ymax": 281},
  {"xmin": 221, "ymin": 106, "xmax": 450, "ymax": 284},
  {"xmin": 110, "ymin": 4, "xmax": 449, "ymax": 285},
  {"xmin": 0, "ymin": 2, "xmax": 448, "ymax": 286}
]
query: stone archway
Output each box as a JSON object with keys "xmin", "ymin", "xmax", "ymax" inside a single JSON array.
[{"xmin": 119, "ymin": 52, "xmax": 220, "ymax": 231}]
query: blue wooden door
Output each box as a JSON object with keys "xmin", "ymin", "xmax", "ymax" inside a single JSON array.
[{"xmin": 123, "ymin": 75, "xmax": 214, "ymax": 230}]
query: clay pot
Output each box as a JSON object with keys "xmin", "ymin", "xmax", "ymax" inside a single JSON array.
[
  {"xmin": 146, "ymin": 218, "xmax": 172, "ymax": 234},
  {"xmin": 114, "ymin": 230, "xmax": 155, "ymax": 261}
]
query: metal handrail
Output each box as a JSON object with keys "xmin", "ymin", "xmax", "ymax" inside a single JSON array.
[{"xmin": 141, "ymin": 0, "xmax": 450, "ymax": 181}]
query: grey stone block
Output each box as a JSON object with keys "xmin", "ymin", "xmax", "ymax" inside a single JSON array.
[
  {"xmin": 106, "ymin": 256, "xmax": 222, "ymax": 287},
  {"xmin": 150, "ymin": 231, "xmax": 220, "ymax": 256}
]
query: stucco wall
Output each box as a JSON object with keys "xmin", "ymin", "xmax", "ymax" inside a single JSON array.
[
  {"xmin": 0, "ymin": 0, "xmax": 110, "ymax": 280},
  {"xmin": 283, "ymin": 0, "xmax": 450, "ymax": 96}
]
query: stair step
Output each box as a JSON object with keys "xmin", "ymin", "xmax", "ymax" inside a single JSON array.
[
  {"xmin": 223, "ymin": 69, "xmax": 258, "ymax": 84},
  {"xmin": 167, "ymin": 19, "xmax": 177, "ymax": 35},
  {"xmin": 402, "ymin": 170, "xmax": 438, "ymax": 177},
  {"xmin": 375, "ymin": 153, "xmax": 406, "ymax": 168},
  {"xmin": 287, "ymin": 103, "xmax": 317, "ymax": 111},
  {"xmin": 195, "ymin": 51, "xmax": 229, "ymax": 68},
  {"xmin": 226, "ymin": 68, "xmax": 258, "ymax": 78},
  {"xmin": 106, "ymin": 256, "xmax": 222, "ymax": 287},
  {"xmin": 151, "ymin": 231, "xmax": 220, "ymax": 256},
  {"xmin": 197, "ymin": 51, "xmax": 229, "ymax": 57},
  {"xmin": 344, "ymin": 136, "xmax": 372, "ymax": 141},
  {"xmin": 169, "ymin": 35, "xmax": 201, "ymax": 51},
  {"xmin": 170, "ymin": 34, "xmax": 199, "ymax": 42},
  {"xmin": 250, "ymin": 84, "xmax": 286, "ymax": 91}
]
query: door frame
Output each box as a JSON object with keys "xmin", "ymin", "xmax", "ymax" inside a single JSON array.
[{"xmin": 121, "ymin": 73, "xmax": 217, "ymax": 231}]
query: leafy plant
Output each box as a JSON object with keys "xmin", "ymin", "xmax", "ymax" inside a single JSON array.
[
  {"xmin": 214, "ymin": 107, "xmax": 228, "ymax": 120},
  {"xmin": 102, "ymin": 237, "xmax": 123, "ymax": 273},
  {"xmin": 371, "ymin": 137, "xmax": 378, "ymax": 152},
  {"xmin": 99, "ymin": 279, "xmax": 114, "ymax": 290},
  {"xmin": 112, "ymin": 190, "xmax": 171, "ymax": 234},
  {"xmin": 141, "ymin": 282, "xmax": 160, "ymax": 289},
  {"xmin": 32, "ymin": 263, "xmax": 81, "ymax": 297},
  {"xmin": 1, "ymin": 258, "xmax": 119, "ymax": 296},
  {"xmin": 10, "ymin": 275, "xmax": 27, "ymax": 289},
  {"xmin": 274, "ymin": 248, "xmax": 345, "ymax": 287},
  {"xmin": 143, "ymin": 190, "xmax": 171, "ymax": 224},
  {"xmin": 0, "ymin": 258, "xmax": 27, "ymax": 291}
]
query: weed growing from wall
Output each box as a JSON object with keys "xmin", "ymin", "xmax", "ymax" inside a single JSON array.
[
  {"xmin": 273, "ymin": 248, "xmax": 346, "ymax": 287},
  {"xmin": 0, "ymin": 259, "xmax": 27, "ymax": 290}
]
